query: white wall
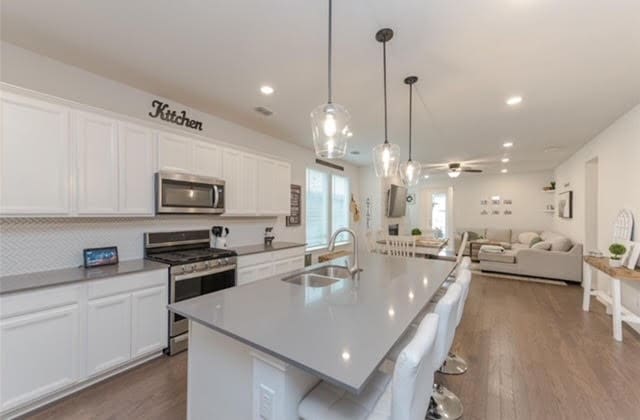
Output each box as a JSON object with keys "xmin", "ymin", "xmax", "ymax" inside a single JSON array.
[
  {"xmin": 553, "ymin": 103, "xmax": 640, "ymax": 326},
  {"xmin": 409, "ymin": 171, "xmax": 555, "ymax": 233},
  {"xmin": 0, "ymin": 42, "xmax": 361, "ymax": 275}
]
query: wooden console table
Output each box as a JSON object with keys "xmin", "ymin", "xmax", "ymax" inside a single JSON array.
[{"xmin": 582, "ymin": 256, "xmax": 640, "ymax": 341}]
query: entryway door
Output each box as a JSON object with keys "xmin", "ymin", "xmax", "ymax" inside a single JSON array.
[{"xmin": 418, "ymin": 187, "xmax": 454, "ymax": 240}]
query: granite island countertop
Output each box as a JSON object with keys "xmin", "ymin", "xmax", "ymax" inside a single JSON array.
[
  {"xmin": 169, "ymin": 253, "xmax": 456, "ymax": 393},
  {"xmin": 233, "ymin": 242, "xmax": 306, "ymax": 256},
  {"xmin": 0, "ymin": 259, "xmax": 168, "ymax": 295}
]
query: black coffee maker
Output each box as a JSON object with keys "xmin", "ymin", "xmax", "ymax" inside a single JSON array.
[{"xmin": 264, "ymin": 227, "xmax": 275, "ymax": 247}]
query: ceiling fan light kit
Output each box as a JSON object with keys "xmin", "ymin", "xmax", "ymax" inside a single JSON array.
[
  {"xmin": 399, "ymin": 75, "xmax": 422, "ymax": 186},
  {"xmin": 372, "ymin": 28, "xmax": 401, "ymax": 178},
  {"xmin": 310, "ymin": 0, "xmax": 351, "ymax": 159}
]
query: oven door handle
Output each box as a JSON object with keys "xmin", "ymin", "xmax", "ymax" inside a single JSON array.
[{"xmin": 173, "ymin": 264, "xmax": 236, "ymax": 282}]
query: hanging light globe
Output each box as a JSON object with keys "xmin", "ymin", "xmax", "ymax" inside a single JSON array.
[
  {"xmin": 399, "ymin": 76, "xmax": 422, "ymax": 186},
  {"xmin": 372, "ymin": 142, "xmax": 401, "ymax": 178},
  {"xmin": 310, "ymin": 0, "xmax": 350, "ymax": 159},
  {"xmin": 311, "ymin": 103, "xmax": 350, "ymax": 158},
  {"xmin": 372, "ymin": 28, "xmax": 401, "ymax": 178}
]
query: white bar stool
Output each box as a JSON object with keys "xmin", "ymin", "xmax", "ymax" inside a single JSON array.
[
  {"xmin": 298, "ymin": 313, "xmax": 440, "ymax": 420},
  {"xmin": 439, "ymin": 269, "xmax": 471, "ymax": 375},
  {"xmin": 385, "ymin": 284, "xmax": 465, "ymax": 420}
]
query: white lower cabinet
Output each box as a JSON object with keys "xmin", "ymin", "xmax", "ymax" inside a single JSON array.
[
  {"xmin": 237, "ymin": 247, "xmax": 305, "ymax": 286},
  {"xmin": 0, "ymin": 269, "xmax": 168, "ymax": 416},
  {"xmin": 0, "ymin": 303, "xmax": 82, "ymax": 412},
  {"xmin": 131, "ymin": 286, "xmax": 167, "ymax": 358},
  {"xmin": 87, "ymin": 293, "xmax": 132, "ymax": 377}
]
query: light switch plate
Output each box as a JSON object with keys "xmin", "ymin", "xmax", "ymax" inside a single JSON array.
[{"xmin": 259, "ymin": 384, "xmax": 275, "ymax": 419}]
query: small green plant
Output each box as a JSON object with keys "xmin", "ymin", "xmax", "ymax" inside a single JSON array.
[
  {"xmin": 411, "ymin": 228, "xmax": 422, "ymax": 236},
  {"xmin": 609, "ymin": 243, "xmax": 627, "ymax": 260}
]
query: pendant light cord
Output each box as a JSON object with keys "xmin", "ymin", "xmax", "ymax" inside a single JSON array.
[
  {"xmin": 383, "ymin": 40, "xmax": 388, "ymax": 144},
  {"xmin": 327, "ymin": 0, "xmax": 333, "ymax": 104},
  {"xmin": 408, "ymin": 83, "xmax": 412, "ymax": 160}
]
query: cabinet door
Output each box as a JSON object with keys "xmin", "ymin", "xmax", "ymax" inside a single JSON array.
[
  {"xmin": 119, "ymin": 123, "xmax": 155, "ymax": 215},
  {"xmin": 193, "ymin": 141, "xmax": 222, "ymax": 178},
  {"xmin": 237, "ymin": 262, "xmax": 274, "ymax": 286},
  {"xmin": 157, "ymin": 132, "xmax": 192, "ymax": 172},
  {"xmin": 241, "ymin": 153, "xmax": 259, "ymax": 214},
  {"xmin": 87, "ymin": 293, "xmax": 132, "ymax": 377},
  {"xmin": 75, "ymin": 111, "xmax": 119, "ymax": 214},
  {"xmin": 275, "ymin": 161, "xmax": 292, "ymax": 215},
  {"xmin": 131, "ymin": 286, "xmax": 167, "ymax": 358},
  {"xmin": 0, "ymin": 304, "xmax": 81, "ymax": 411},
  {"xmin": 0, "ymin": 92, "xmax": 71, "ymax": 215},
  {"xmin": 221, "ymin": 148, "xmax": 243, "ymax": 214},
  {"xmin": 257, "ymin": 158, "xmax": 276, "ymax": 215}
]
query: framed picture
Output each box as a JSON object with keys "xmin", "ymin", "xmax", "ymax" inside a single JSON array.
[
  {"xmin": 286, "ymin": 184, "xmax": 301, "ymax": 226},
  {"xmin": 625, "ymin": 241, "xmax": 640, "ymax": 269},
  {"xmin": 83, "ymin": 246, "xmax": 118, "ymax": 268},
  {"xmin": 503, "ymin": 199, "xmax": 513, "ymax": 205},
  {"xmin": 558, "ymin": 191, "xmax": 573, "ymax": 219}
]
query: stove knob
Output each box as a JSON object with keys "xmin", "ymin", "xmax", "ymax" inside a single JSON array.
[{"xmin": 184, "ymin": 265, "xmax": 193, "ymax": 273}]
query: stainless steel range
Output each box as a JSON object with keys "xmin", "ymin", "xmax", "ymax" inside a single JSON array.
[{"xmin": 144, "ymin": 229, "xmax": 237, "ymax": 355}]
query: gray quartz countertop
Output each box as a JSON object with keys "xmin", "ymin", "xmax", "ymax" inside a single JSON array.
[
  {"xmin": 169, "ymin": 253, "xmax": 456, "ymax": 394},
  {"xmin": 0, "ymin": 259, "xmax": 168, "ymax": 295},
  {"xmin": 233, "ymin": 242, "xmax": 306, "ymax": 256}
]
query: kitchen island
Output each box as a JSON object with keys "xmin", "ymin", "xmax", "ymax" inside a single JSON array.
[{"xmin": 169, "ymin": 253, "xmax": 456, "ymax": 419}]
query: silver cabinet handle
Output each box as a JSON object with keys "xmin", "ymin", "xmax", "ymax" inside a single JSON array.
[{"xmin": 174, "ymin": 264, "xmax": 236, "ymax": 282}]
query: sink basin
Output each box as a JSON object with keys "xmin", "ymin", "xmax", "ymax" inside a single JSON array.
[
  {"xmin": 282, "ymin": 265, "xmax": 357, "ymax": 288},
  {"xmin": 282, "ymin": 273, "xmax": 341, "ymax": 288}
]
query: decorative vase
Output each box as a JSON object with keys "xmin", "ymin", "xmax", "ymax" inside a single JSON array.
[{"xmin": 609, "ymin": 258, "xmax": 622, "ymax": 268}]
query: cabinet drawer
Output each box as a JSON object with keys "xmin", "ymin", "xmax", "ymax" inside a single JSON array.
[
  {"xmin": 237, "ymin": 252, "xmax": 273, "ymax": 268},
  {"xmin": 87, "ymin": 270, "xmax": 167, "ymax": 300},
  {"xmin": 1, "ymin": 284, "xmax": 82, "ymax": 319},
  {"xmin": 271, "ymin": 246, "xmax": 305, "ymax": 261}
]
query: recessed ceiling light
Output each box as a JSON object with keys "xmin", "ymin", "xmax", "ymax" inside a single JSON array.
[
  {"xmin": 501, "ymin": 168, "xmax": 508, "ymax": 174},
  {"xmin": 503, "ymin": 141, "xmax": 514, "ymax": 148},
  {"xmin": 350, "ymin": 150, "xmax": 360, "ymax": 155},
  {"xmin": 260, "ymin": 85, "xmax": 274, "ymax": 95},
  {"xmin": 501, "ymin": 157, "xmax": 510, "ymax": 163},
  {"xmin": 423, "ymin": 174, "xmax": 430, "ymax": 179},
  {"xmin": 341, "ymin": 351, "xmax": 350, "ymax": 361},
  {"xmin": 505, "ymin": 96, "xmax": 523, "ymax": 106}
]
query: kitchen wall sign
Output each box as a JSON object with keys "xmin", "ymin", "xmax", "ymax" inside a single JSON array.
[{"xmin": 148, "ymin": 100, "xmax": 203, "ymax": 131}]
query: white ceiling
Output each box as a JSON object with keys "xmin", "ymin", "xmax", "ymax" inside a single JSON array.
[{"xmin": 2, "ymin": 0, "xmax": 639, "ymax": 174}]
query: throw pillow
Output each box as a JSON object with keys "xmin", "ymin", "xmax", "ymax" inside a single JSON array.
[
  {"xmin": 518, "ymin": 232, "xmax": 541, "ymax": 247},
  {"xmin": 550, "ymin": 237, "xmax": 572, "ymax": 252},
  {"xmin": 532, "ymin": 241, "xmax": 552, "ymax": 251},
  {"xmin": 530, "ymin": 236, "xmax": 543, "ymax": 247}
]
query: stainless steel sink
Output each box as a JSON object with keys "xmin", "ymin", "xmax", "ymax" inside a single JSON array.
[
  {"xmin": 282, "ymin": 273, "xmax": 341, "ymax": 288},
  {"xmin": 282, "ymin": 265, "xmax": 356, "ymax": 288}
]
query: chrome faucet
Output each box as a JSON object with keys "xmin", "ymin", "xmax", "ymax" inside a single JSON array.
[{"xmin": 328, "ymin": 227, "xmax": 360, "ymax": 277}]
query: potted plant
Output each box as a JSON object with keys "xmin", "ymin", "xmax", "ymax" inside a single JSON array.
[
  {"xmin": 609, "ymin": 243, "xmax": 627, "ymax": 267},
  {"xmin": 411, "ymin": 228, "xmax": 422, "ymax": 236}
]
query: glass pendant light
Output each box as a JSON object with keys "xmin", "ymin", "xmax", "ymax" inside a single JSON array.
[
  {"xmin": 399, "ymin": 76, "xmax": 422, "ymax": 186},
  {"xmin": 310, "ymin": 0, "xmax": 350, "ymax": 159},
  {"xmin": 372, "ymin": 28, "xmax": 400, "ymax": 178}
]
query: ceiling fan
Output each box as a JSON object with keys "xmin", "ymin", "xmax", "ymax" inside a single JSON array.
[{"xmin": 422, "ymin": 162, "xmax": 483, "ymax": 178}]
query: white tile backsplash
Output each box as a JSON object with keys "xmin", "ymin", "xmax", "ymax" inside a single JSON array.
[{"xmin": 0, "ymin": 216, "xmax": 297, "ymax": 276}]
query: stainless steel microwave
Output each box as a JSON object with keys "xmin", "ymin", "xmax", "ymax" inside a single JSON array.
[{"xmin": 155, "ymin": 171, "xmax": 225, "ymax": 214}]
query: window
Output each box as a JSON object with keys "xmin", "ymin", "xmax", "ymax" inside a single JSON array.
[{"xmin": 306, "ymin": 168, "xmax": 350, "ymax": 249}]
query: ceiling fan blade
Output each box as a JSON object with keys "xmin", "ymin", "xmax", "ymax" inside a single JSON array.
[{"xmin": 461, "ymin": 168, "xmax": 483, "ymax": 173}]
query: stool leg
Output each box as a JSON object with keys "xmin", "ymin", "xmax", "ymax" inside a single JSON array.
[
  {"xmin": 439, "ymin": 352, "xmax": 468, "ymax": 375},
  {"xmin": 427, "ymin": 383, "xmax": 463, "ymax": 420}
]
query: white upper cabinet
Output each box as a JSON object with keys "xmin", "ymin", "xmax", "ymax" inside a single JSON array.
[
  {"xmin": 118, "ymin": 123, "xmax": 155, "ymax": 215},
  {"xmin": 241, "ymin": 153, "xmax": 258, "ymax": 214},
  {"xmin": 258, "ymin": 158, "xmax": 291, "ymax": 215},
  {"xmin": 157, "ymin": 132, "xmax": 192, "ymax": 173},
  {"xmin": 193, "ymin": 141, "xmax": 222, "ymax": 179},
  {"xmin": 75, "ymin": 111, "xmax": 119, "ymax": 214},
  {"xmin": 0, "ymin": 92, "xmax": 71, "ymax": 215},
  {"xmin": 221, "ymin": 148, "xmax": 243, "ymax": 214}
]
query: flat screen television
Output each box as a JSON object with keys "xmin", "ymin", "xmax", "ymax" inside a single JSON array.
[{"xmin": 386, "ymin": 184, "xmax": 407, "ymax": 217}]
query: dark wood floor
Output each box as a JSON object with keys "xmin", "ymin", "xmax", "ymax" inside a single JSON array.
[{"xmin": 24, "ymin": 274, "xmax": 640, "ymax": 420}]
